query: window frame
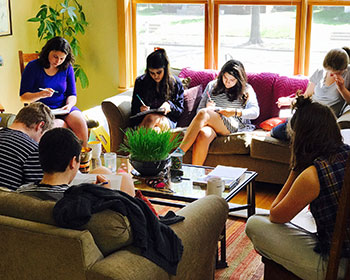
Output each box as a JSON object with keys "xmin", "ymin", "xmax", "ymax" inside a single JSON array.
[{"xmin": 117, "ymin": 0, "xmax": 350, "ymax": 90}]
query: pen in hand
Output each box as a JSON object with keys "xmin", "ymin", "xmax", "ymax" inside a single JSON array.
[
  {"xmin": 206, "ymin": 91, "xmax": 212, "ymax": 101},
  {"xmin": 98, "ymin": 181, "xmax": 109, "ymax": 186},
  {"xmin": 39, "ymin": 88, "xmax": 59, "ymax": 93},
  {"xmin": 136, "ymin": 94, "xmax": 147, "ymax": 106}
]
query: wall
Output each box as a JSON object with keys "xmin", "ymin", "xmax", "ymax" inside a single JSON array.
[{"xmin": 0, "ymin": 0, "xmax": 120, "ymax": 113}]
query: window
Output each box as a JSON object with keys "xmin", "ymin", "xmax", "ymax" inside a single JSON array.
[
  {"xmin": 308, "ymin": 6, "xmax": 350, "ymax": 74},
  {"xmin": 135, "ymin": 4, "xmax": 205, "ymax": 75},
  {"xmin": 218, "ymin": 5, "xmax": 296, "ymax": 75}
]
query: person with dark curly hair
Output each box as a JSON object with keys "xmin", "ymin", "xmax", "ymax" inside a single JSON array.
[
  {"xmin": 131, "ymin": 48, "xmax": 184, "ymax": 131},
  {"xmin": 19, "ymin": 36, "xmax": 88, "ymax": 146},
  {"xmin": 246, "ymin": 95, "xmax": 350, "ymax": 279},
  {"xmin": 175, "ymin": 59, "xmax": 259, "ymax": 165}
]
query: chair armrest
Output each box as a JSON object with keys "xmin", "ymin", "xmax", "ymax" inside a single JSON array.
[
  {"xmin": 101, "ymin": 90, "xmax": 133, "ymax": 153},
  {"xmin": 338, "ymin": 110, "xmax": 350, "ymax": 129},
  {"xmin": 88, "ymin": 196, "xmax": 228, "ymax": 280},
  {"xmin": 0, "ymin": 113, "xmax": 16, "ymax": 128}
]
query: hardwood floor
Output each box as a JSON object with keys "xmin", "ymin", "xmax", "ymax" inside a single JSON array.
[{"xmin": 229, "ymin": 181, "xmax": 282, "ymax": 210}]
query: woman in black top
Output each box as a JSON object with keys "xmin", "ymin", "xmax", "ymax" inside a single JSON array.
[{"xmin": 131, "ymin": 49, "xmax": 184, "ymax": 131}]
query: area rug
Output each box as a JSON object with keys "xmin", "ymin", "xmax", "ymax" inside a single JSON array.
[{"xmin": 154, "ymin": 205, "xmax": 264, "ymax": 280}]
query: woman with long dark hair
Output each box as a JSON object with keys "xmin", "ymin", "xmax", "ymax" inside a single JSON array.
[
  {"xmin": 246, "ymin": 95, "xmax": 350, "ymax": 279},
  {"xmin": 19, "ymin": 36, "xmax": 88, "ymax": 146},
  {"xmin": 130, "ymin": 49, "xmax": 184, "ymax": 131},
  {"xmin": 176, "ymin": 59, "xmax": 259, "ymax": 165}
]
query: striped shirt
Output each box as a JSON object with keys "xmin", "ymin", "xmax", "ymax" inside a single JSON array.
[
  {"xmin": 0, "ymin": 128, "xmax": 43, "ymax": 190},
  {"xmin": 17, "ymin": 182, "xmax": 68, "ymax": 201}
]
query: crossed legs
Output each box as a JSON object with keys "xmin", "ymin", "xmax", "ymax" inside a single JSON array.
[{"xmin": 179, "ymin": 108, "xmax": 230, "ymax": 165}]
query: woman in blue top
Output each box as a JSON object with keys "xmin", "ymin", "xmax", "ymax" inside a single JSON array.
[
  {"xmin": 246, "ymin": 96, "xmax": 350, "ymax": 279},
  {"xmin": 20, "ymin": 36, "xmax": 88, "ymax": 146},
  {"xmin": 131, "ymin": 49, "xmax": 184, "ymax": 131},
  {"xmin": 176, "ymin": 59, "xmax": 259, "ymax": 165}
]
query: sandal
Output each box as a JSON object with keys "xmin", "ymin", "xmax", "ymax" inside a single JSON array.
[{"xmin": 145, "ymin": 179, "xmax": 166, "ymax": 189}]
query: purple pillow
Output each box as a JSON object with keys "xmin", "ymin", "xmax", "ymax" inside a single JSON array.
[
  {"xmin": 178, "ymin": 68, "xmax": 219, "ymax": 91},
  {"xmin": 177, "ymin": 84, "xmax": 203, "ymax": 127}
]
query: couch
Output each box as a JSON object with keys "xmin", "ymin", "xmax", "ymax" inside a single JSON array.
[
  {"xmin": 0, "ymin": 189, "xmax": 228, "ymax": 280},
  {"xmin": 101, "ymin": 68, "xmax": 350, "ymax": 185}
]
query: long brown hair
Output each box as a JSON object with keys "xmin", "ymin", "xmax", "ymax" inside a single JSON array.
[
  {"xmin": 212, "ymin": 59, "xmax": 248, "ymax": 104},
  {"xmin": 289, "ymin": 96, "xmax": 343, "ymax": 173}
]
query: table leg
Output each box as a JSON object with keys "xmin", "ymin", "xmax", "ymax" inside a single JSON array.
[
  {"xmin": 247, "ymin": 179, "xmax": 256, "ymax": 218},
  {"xmin": 216, "ymin": 225, "xmax": 228, "ymax": 269}
]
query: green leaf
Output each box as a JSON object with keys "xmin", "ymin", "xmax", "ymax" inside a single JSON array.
[
  {"xmin": 78, "ymin": 68, "xmax": 89, "ymax": 88},
  {"xmin": 28, "ymin": 17, "xmax": 41, "ymax": 22}
]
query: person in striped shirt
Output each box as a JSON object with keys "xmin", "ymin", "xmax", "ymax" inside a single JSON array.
[
  {"xmin": 0, "ymin": 102, "xmax": 54, "ymax": 190},
  {"xmin": 176, "ymin": 59, "xmax": 260, "ymax": 165}
]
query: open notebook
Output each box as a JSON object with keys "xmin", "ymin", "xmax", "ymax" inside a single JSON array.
[{"xmin": 70, "ymin": 173, "xmax": 122, "ymax": 190}]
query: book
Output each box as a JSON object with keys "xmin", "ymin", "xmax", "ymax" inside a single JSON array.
[
  {"xmin": 193, "ymin": 165, "xmax": 247, "ymax": 189},
  {"xmin": 130, "ymin": 108, "xmax": 166, "ymax": 119},
  {"xmin": 70, "ymin": 173, "xmax": 122, "ymax": 190}
]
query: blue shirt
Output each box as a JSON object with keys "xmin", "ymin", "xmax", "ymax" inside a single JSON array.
[{"xmin": 19, "ymin": 59, "xmax": 77, "ymax": 109}]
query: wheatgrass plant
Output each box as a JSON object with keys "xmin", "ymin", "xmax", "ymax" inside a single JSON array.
[{"xmin": 119, "ymin": 127, "xmax": 182, "ymax": 162}]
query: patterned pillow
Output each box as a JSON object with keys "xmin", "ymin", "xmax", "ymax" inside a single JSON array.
[
  {"xmin": 178, "ymin": 67, "xmax": 219, "ymax": 90},
  {"xmin": 177, "ymin": 84, "xmax": 203, "ymax": 127}
]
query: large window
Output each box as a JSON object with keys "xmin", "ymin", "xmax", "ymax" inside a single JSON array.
[
  {"xmin": 136, "ymin": 4, "xmax": 205, "ymax": 75},
  {"xmin": 218, "ymin": 5, "xmax": 296, "ymax": 75},
  {"xmin": 308, "ymin": 6, "xmax": 350, "ymax": 74}
]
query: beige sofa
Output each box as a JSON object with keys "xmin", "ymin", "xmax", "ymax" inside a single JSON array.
[{"xmin": 0, "ymin": 189, "xmax": 228, "ymax": 280}]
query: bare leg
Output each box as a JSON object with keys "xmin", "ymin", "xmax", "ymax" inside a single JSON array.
[
  {"xmin": 64, "ymin": 111, "xmax": 88, "ymax": 147},
  {"xmin": 139, "ymin": 114, "xmax": 170, "ymax": 131},
  {"xmin": 179, "ymin": 108, "xmax": 230, "ymax": 152},
  {"xmin": 192, "ymin": 126, "xmax": 217, "ymax": 165},
  {"xmin": 53, "ymin": 118, "xmax": 68, "ymax": 128}
]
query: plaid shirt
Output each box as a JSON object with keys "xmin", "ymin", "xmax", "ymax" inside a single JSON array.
[{"xmin": 311, "ymin": 143, "xmax": 350, "ymax": 257}]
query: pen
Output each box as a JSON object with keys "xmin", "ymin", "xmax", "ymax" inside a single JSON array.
[
  {"xmin": 206, "ymin": 91, "xmax": 212, "ymax": 101},
  {"xmin": 39, "ymin": 88, "xmax": 59, "ymax": 93},
  {"xmin": 98, "ymin": 181, "xmax": 109, "ymax": 186},
  {"xmin": 136, "ymin": 94, "xmax": 146, "ymax": 106}
]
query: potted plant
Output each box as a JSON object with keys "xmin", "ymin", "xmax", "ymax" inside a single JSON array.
[
  {"xmin": 119, "ymin": 127, "xmax": 182, "ymax": 176},
  {"xmin": 28, "ymin": 0, "xmax": 89, "ymax": 88}
]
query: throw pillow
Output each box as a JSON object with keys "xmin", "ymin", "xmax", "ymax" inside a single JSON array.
[
  {"xmin": 177, "ymin": 84, "xmax": 203, "ymax": 127},
  {"xmin": 178, "ymin": 67, "xmax": 219, "ymax": 90},
  {"xmin": 81, "ymin": 210, "xmax": 133, "ymax": 256},
  {"xmin": 179, "ymin": 77, "xmax": 192, "ymax": 89},
  {"xmin": 259, "ymin": 117, "xmax": 286, "ymax": 131}
]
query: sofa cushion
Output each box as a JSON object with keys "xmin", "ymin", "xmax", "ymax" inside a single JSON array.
[
  {"xmin": 177, "ymin": 84, "xmax": 203, "ymax": 127},
  {"xmin": 247, "ymin": 72, "xmax": 279, "ymax": 126},
  {"xmin": 208, "ymin": 132, "xmax": 251, "ymax": 155},
  {"xmin": 0, "ymin": 190, "xmax": 133, "ymax": 257},
  {"xmin": 178, "ymin": 67, "xmax": 219, "ymax": 90},
  {"xmin": 272, "ymin": 75, "xmax": 308, "ymax": 118},
  {"xmin": 250, "ymin": 135, "xmax": 291, "ymax": 164}
]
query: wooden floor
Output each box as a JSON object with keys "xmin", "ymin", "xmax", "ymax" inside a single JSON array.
[{"xmin": 229, "ymin": 181, "xmax": 282, "ymax": 210}]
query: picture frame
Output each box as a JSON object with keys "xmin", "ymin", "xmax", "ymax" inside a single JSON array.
[{"xmin": 0, "ymin": 0, "xmax": 12, "ymax": 37}]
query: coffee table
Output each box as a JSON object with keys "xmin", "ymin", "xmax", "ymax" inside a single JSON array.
[{"xmin": 133, "ymin": 163, "xmax": 258, "ymax": 268}]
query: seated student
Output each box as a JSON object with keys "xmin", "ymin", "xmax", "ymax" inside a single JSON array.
[
  {"xmin": 0, "ymin": 102, "xmax": 54, "ymax": 190},
  {"xmin": 19, "ymin": 36, "xmax": 88, "ymax": 147},
  {"xmin": 17, "ymin": 127, "xmax": 135, "ymax": 200},
  {"xmin": 271, "ymin": 47, "xmax": 350, "ymax": 141},
  {"xmin": 245, "ymin": 96, "xmax": 350, "ymax": 279},
  {"xmin": 175, "ymin": 59, "xmax": 259, "ymax": 165},
  {"xmin": 130, "ymin": 48, "xmax": 184, "ymax": 131}
]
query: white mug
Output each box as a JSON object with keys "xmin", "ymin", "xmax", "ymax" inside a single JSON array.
[
  {"xmin": 206, "ymin": 176, "xmax": 224, "ymax": 197},
  {"xmin": 88, "ymin": 141, "xmax": 102, "ymax": 159}
]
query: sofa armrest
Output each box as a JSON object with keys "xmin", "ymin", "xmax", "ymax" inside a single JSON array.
[
  {"xmin": 338, "ymin": 110, "xmax": 350, "ymax": 129},
  {"xmin": 88, "ymin": 195, "xmax": 228, "ymax": 280},
  {"xmin": 0, "ymin": 113, "xmax": 16, "ymax": 128},
  {"xmin": 101, "ymin": 90, "xmax": 133, "ymax": 153}
]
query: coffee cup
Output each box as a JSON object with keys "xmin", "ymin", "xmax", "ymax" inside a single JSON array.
[
  {"xmin": 206, "ymin": 176, "xmax": 224, "ymax": 196},
  {"xmin": 88, "ymin": 140, "xmax": 102, "ymax": 159}
]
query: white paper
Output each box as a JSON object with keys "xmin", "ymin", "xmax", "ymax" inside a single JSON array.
[
  {"xmin": 51, "ymin": 108, "xmax": 70, "ymax": 115},
  {"xmin": 70, "ymin": 173, "xmax": 122, "ymax": 190}
]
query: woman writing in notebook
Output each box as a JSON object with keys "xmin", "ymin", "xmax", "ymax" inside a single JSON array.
[
  {"xmin": 175, "ymin": 59, "xmax": 259, "ymax": 165},
  {"xmin": 130, "ymin": 49, "xmax": 184, "ymax": 131},
  {"xmin": 19, "ymin": 36, "xmax": 88, "ymax": 147}
]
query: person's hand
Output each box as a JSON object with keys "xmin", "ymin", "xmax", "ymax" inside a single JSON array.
[
  {"xmin": 39, "ymin": 88, "xmax": 55, "ymax": 99},
  {"xmin": 95, "ymin": 174, "xmax": 111, "ymax": 189},
  {"xmin": 140, "ymin": 105, "xmax": 150, "ymax": 112},
  {"xmin": 206, "ymin": 100, "xmax": 216, "ymax": 108},
  {"xmin": 216, "ymin": 108, "xmax": 232, "ymax": 117},
  {"xmin": 160, "ymin": 102, "xmax": 171, "ymax": 114},
  {"xmin": 334, "ymin": 74, "xmax": 345, "ymax": 90},
  {"xmin": 276, "ymin": 96, "xmax": 293, "ymax": 108}
]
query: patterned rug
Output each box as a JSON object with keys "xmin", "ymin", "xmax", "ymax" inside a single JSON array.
[{"xmin": 154, "ymin": 205, "xmax": 264, "ymax": 280}]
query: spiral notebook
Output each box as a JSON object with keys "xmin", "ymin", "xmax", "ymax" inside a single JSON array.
[{"xmin": 130, "ymin": 108, "xmax": 166, "ymax": 119}]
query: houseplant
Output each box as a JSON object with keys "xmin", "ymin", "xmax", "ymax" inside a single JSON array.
[
  {"xmin": 119, "ymin": 127, "xmax": 182, "ymax": 176},
  {"xmin": 28, "ymin": 0, "xmax": 89, "ymax": 88}
]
